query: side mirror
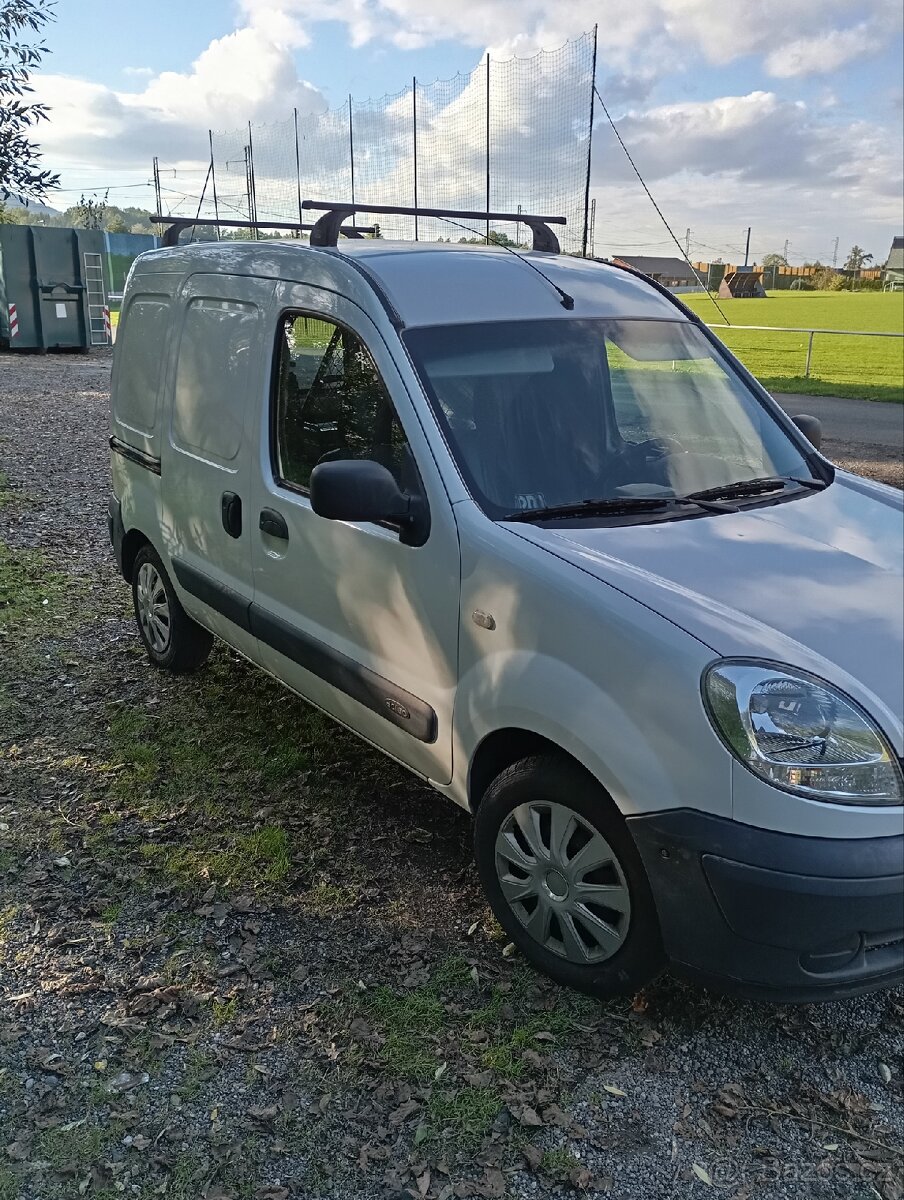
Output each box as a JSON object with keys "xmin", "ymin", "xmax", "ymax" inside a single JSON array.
[
  {"xmin": 791, "ymin": 413, "xmax": 822, "ymax": 451},
  {"xmin": 309, "ymin": 459, "xmax": 429, "ymax": 545}
]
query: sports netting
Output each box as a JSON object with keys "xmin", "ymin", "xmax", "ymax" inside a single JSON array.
[{"xmin": 208, "ymin": 31, "xmax": 596, "ymax": 253}]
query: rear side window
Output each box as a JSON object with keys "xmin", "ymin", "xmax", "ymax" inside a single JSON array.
[
  {"xmin": 172, "ymin": 298, "xmax": 258, "ymax": 462},
  {"xmin": 272, "ymin": 314, "xmax": 411, "ymax": 491},
  {"xmin": 112, "ymin": 297, "xmax": 171, "ymax": 435}
]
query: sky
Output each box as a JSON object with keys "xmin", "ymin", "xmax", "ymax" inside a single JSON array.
[{"xmin": 28, "ymin": 0, "xmax": 904, "ymax": 265}]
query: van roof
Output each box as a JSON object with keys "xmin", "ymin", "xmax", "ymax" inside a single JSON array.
[{"xmin": 132, "ymin": 239, "xmax": 689, "ymax": 329}]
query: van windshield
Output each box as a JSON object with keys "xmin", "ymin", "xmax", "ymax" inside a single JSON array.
[{"xmin": 403, "ymin": 318, "xmax": 815, "ymax": 520}]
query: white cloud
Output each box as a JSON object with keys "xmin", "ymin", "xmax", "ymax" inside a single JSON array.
[
  {"xmin": 765, "ymin": 24, "xmax": 881, "ymax": 77},
  {"xmin": 237, "ymin": 0, "xmax": 899, "ymax": 77},
  {"xmin": 590, "ymin": 90, "xmax": 903, "ymax": 261},
  {"xmin": 32, "ymin": 27, "xmax": 327, "ymax": 180}
]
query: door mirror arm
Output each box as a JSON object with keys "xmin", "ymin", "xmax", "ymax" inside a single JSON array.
[
  {"xmin": 310, "ymin": 459, "xmax": 430, "ymax": 546},
  {"xmin": 790, "ymin": 413, "xmax": 822, "ymax": 451}
]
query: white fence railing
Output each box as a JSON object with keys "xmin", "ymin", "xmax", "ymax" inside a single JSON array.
[{"xmin": 706, "ymin": 323, "xmax": 904, "ymax": 378}]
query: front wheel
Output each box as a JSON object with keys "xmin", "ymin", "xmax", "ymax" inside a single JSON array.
[
  {"xmin": 474, "ymin": 754, "xmax": 665, "ymax": 997},
  {"xmin": 132, "ymin": 545, "xmax": 213, "ymax": 674}
]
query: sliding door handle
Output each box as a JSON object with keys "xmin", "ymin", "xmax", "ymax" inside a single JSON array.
[
  {"xmin": 221, "ymin": 492, "xmax": 242, "ymax": 538},
  {"xmin": 259, "ymin": 508, "xmax": 289, "ymax": 540}
]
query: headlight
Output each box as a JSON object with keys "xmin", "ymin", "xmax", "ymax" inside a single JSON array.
[{"xmin": 703, "ymin": 661, "xmax": 903, "ymax": 805}]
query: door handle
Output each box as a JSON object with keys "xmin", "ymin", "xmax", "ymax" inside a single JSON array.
[
  {"xmin": 221, "ymin": 492, "xmax": 242, "ymax": 538},
  {"xmin": 259, "ymin": 508, "xmax": 289, "ymax": 540}
]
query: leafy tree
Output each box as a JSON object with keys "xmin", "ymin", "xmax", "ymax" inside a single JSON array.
[
  {"xmin": 0, "ymin": 198, "xmax": 24, "ymax": 222},
  {"xmin": 844, "ymin": 245, "xmax": 874, "ymax": 271},
  {"xmin": 105, "ymin": 213, "xmax": 128, "ymax": 234},
  {"xmin": 71, "ymin": 191, "xmax": 107, "ymax": 229},
  {"xmin": 762, "ymin": 252, "xmax": 788, "ymax": 269},
  {"xmin": 0, "ymin": 0, "xmax": 59, "ymax": 202},
  {"xmin": 457, "ymin": 230, "xmax": 526, "ymax": 249}
]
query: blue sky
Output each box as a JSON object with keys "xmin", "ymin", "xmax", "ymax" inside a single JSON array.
[{"xmin": 33, "ymin": 0, "xmax": 904, "ymax": 263}]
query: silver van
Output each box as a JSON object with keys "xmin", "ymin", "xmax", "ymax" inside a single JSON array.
[{"xmin": 109, "ymin": 206, "xmax": 903, "ymax": 1002}]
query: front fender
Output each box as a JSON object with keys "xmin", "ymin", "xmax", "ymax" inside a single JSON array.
[{"xmin": 447, "ymin": 647, "xmax": 732, "ymax": 819}]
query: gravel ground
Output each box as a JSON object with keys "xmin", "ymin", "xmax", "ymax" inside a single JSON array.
[{"xmin": 0, "ymin": 352, "xmax": 902, "ymax": 1200}]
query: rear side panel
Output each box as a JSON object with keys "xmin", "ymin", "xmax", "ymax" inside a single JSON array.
[
  {"xmin": 110, "ymin": 271, "xmax": 178, "ymax": 581},
  {"xmin": 159, "ymin": 272, "xmax": 274, "ymax": 653}
]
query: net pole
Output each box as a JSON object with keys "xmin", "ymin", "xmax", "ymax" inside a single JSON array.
[
  {"xmin": 247, "ymin": 121, "xmax": 259, "ymax": 238},
  {"xmin": 485, "ymin": 53, "xmax": 490, "ymax": 243},
  {"xmin": 582, "ymin": 24, "xmax": 598, "ymax": 258},
  {"xmin": 294, "ymin": 108, "xmax": 303, "ymax": 228},
  {"xmin": 348, "ymin": 95, "xmax": 356, "ymax": 206},
  {"xmin": 412, "ymin": 77, "xmax": 419, "ymax": 241},
  {"xmin": 207, "ymin": 132, "xmax": 221, "ymax": 240}
]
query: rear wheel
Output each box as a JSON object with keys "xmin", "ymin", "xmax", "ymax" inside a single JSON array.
[
  {"xmin": 131, "ymin": 545, "xmax": 213, "ymax": 673},
  {"xmin": 474, "ymin": 754, "xmax": 665, "ymax": 997}
]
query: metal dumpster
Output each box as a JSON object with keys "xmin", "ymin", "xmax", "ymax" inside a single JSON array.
[{"xmin": 0, "ymin": 226, "xmax": 157, "ymax": 352}]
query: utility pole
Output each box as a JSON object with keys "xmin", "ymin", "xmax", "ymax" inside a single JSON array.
[
  {"xmin": 152, "ymin": 156, "xmax": 162, "ymax": 216},
  {"xmin": 590, "ymin": 198, "xmax": 596, "ymax": 257},
  {"xmin": 743, "ymin": 226, "xmax": 751, "ymax": 267},
  {"xmin": 783, "ymin": 238, "xmax": 790, "ymax": 262},
  {"xmin": 685, "ymin": 227, "xmax": 691, "ymax": 256},
  {"xmin": 832, "ymin": 236, "xmax": 839, "ymax": 268}
]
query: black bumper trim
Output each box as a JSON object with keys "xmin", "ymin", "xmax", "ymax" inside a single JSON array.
[
  {"xmin": 250, "ymin": 605, "xmax": 438, "ymax": 744},
  {"xmin": 108, "ymin": 494, "xmax": 126, "ymax": 577},
  {"xmin": 628, "ymin": 808, "xmax": 904, "ymax": 1001},
  {"xmin": 110, "ymin": 435, "xmax": 161, "ymax": 475},
  {"xmin": 171, "ymin": 558, "xmax": 252, "ymax": 633}
]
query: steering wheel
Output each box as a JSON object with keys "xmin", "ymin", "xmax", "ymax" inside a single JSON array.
[{"xmin": 629, "ymin": 435, "xmax": 686, "ymax": 460}]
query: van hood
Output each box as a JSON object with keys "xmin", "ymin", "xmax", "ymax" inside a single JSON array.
[{"xmin": 512, "ymin": 473, "xmax": 904, "ymax": 748}]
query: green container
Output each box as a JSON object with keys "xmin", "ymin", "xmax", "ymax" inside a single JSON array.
[{"xmin": 0, "ymin": 225, "xmax": 157, "ymax": 351}]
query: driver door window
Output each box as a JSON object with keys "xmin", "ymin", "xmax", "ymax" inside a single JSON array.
[{"xmin": 273, "ymin": 314, "xmax": 412, "ymax": 492}]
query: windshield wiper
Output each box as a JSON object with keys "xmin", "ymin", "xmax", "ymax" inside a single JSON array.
[
  {"xmin": 683, "ymin": 475, "xmax": 827, "ymax": 504},
  {"xmin": 501, "ymin": 494, "xmax": 734, "ymax": 522}
]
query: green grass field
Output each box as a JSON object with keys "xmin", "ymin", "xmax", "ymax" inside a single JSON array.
[{"xmin": 683, "ymin": 290, "xmax": 904, "ymax": 402}]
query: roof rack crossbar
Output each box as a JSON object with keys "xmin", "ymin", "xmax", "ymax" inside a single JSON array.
[
  {"xmin": 151, "ymin": 215, "xmax": 374, "ymax": 249},
  {"xmin": 300, "ymin": 200, "xmax": 565, "ymax": 252}
]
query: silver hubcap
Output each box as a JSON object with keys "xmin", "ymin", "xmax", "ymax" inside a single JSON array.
[
  {"xmin": 136, "ymin": 562, "xmax": 171, "ymax": 654},
  {"xmin": 496, "ymin": 801, "xmax": 631, "ymax": 964}
]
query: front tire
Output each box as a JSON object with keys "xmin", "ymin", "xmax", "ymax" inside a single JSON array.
[
  {"xmin": 474, "ymin": 754, "xmax": 665, "ymax": 997},
  {"xmin": 132, "ymin": 545, "xmax": 213, "ymax": 674}
]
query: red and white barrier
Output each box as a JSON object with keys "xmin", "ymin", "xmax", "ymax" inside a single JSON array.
[
  {"xmin": 103, "ymin": 306, "xmax": 111, "ymax": 342},
  {"xmin": 8, "ymin": 302, "xmax": 18, "ymax": 339}
]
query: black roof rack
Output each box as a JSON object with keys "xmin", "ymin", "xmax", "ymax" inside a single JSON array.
[
  {"xmin": 300, "ymin": 200, "xmax": 566, "ymax": 252},
  {"xmin": 151, "ymin": 215, "xmax": 375, "ymax": 249}
]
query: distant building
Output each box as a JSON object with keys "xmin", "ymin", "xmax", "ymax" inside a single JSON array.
[
  {"xmin": 883, "ymin": 236, "xmax": 904, "ymax": 291},
  {"xmin": 610, "ymin": 255, "xmax": 703, "ymax": 289}
]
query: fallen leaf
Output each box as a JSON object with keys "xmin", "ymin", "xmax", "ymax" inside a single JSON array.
[
  {"xmin": 691, "ymin": 1163, "xmax": 712, "ymax": 1185},
  {"xmin": 517, "ymin": 1106, "xmax": 543, "ymax": 1127},
  {"xmin": 522, "ymin": 1144, "xmax": 543, "ymax": 1170},
  {"xmin": 603, "ymin": 1085, "xmax": 626, "ymax": 1098},
  {"xmin": 879, "ymin": 1063, "xmax": 892, "ymax": 1084},
  {"xmin": 480, "ymin": 1167, "xmax": 506, "ymax": 1197}
]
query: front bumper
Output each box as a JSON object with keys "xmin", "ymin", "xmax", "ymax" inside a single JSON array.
[{"xmin": 628, "ymin": 809, "xmax": 904, "ymax": 1001}]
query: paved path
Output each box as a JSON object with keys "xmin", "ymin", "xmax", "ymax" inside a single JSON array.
[
  {"xmin": 774, "ymin": 393, "xmax": 903, "ymax": 451},
  {"xmin": 773, "ymin": 392, "xmax": 903, "ymax": 488}
]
